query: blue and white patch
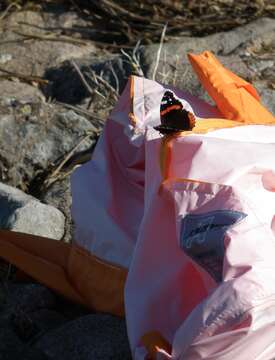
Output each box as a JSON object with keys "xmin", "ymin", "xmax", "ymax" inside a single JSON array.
[{"xmin": 180, "ymin": 210, "xmax": 247, "ymax": 282}]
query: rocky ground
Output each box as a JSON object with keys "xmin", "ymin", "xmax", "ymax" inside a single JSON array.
[{"xmin": 0, "ymin": 3, "xmax": 275, "ymax": 359}]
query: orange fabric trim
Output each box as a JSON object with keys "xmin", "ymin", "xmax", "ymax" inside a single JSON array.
[
  {"xmin": 129, "ymin": 75, "xmax": 137, "ymax": 127},
  {"xmin": 188, "ymin": 117, "xmax": 244, "ymax": 134},
  {"xmin": 141, "ymin": 331, "xmax": 172, "ymax": 359},
  {"xmin": 129, "ymin": 112, "xmax": 137, "ymax": 127},
  {"xmin": 160, "ymin": 135, "xmax": 173, "ymax": 180},
  {"xmin": 0, "ymin": 230, "xmax": 70, "ymax": 267},
  {"xmin": 159, "ymin": 176, "xmax": 210, "ymax": 196},
  {"xmin": 130, "ymin": 74, "xmax": 135, "ymax": 101},
  {"xmin": 225, "ymin": 67, "xmax": 260, "ymax": 101},
  {"xmin": 188, "ymin": 51, "xmax": 275, "ymax": 124},
  {"xmin": 159, "ymin": 118, "xmax": 242, "ymax": 184},
  {"xmin": 0, "ymin": 230, "xmax": 127, "ymax": 317},
  {"xmin": 0, "ymin": 230, "xmax": 84, "ymax": 305},
  {"xmin": 15, "ymin": 269, "xmax": 36, "ymax": 282},
  {"xmin": 162, "ymin": 177, "xmax": 209, "ymax": 187},
  {"xmin": 68, "ymin": 244, "xmax": 127, "ymax": 317}
]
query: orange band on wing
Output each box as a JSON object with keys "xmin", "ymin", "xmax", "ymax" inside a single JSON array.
[{"xmin": 160, "ymin": 104, "xmax": 182, "ymax": 116}]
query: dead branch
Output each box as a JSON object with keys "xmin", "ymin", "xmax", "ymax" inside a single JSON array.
[
  {"xmin": 0, "ymin": 2, "xmax": 20, "ymax": 21},
  {"xmin": 12, "ymin": 30, "xmax": 88, "ymax": 46},
  {"xmin": 55, "ymin": 101, "xmax": 105, "ymax": 125},
  {"xmin": 0, "ymin": 67, "xmax": 48, "ymax": 85},
  {"xmin": 43, "ymin": 132, "xmax": 97, "ymax": 189},
  {"xmin": 152, "ymin": 23, "xmax": 167, "ymax": 81}
]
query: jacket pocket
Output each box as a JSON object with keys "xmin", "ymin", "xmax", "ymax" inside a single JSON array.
[{"xmin": 163, "ymin": 179, "xmax": 247, "ymax": 283}]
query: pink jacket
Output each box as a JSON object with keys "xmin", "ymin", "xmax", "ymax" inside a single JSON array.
[{"xmin": 72, "ymin": 70, "xmax": 275, "ymax": 358}]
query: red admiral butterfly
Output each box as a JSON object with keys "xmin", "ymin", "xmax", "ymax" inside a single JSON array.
[{"xmin": 154, "ymin": 91, "xmax": 196, "ymax": 135}]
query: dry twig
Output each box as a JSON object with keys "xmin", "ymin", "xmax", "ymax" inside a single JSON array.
[
  {"xmin": 55, "ymin": 101, "xmax": 105, "ymax": 126},
  {"xmin": 86, "ymin": 70, "xmax": 119, "ymax": 102},
  {"xmin": 71, "ymin": 60, "xmax": 94, "ymax": 96},
  {"xmin": 12, "ymin": 30, "xmax": 88, "ymax": 46},
  {"xmin": 71, "ymin": 60, "xmax": 108, "ymax": 102},
  {"xmin": 152, "ymin": 23, "xmax": 167, "ymax": 81},
  {"xmin": 1, "ymin": 1, "xmax": 274, "ymax": 46},
  {"xmin": 0, "ymin": 2, "xmax": 20, "ymax": 21},
  {"xmin": 121, "ymin": 40, "xmax": 144, "ymax": 77},
  {"xmin": 0, "ymin": 67, "xmax": 48, "ymax": 85},
  {"xmin": 43, "ymin": 132, "xmax": 98, "ymax": 189}
]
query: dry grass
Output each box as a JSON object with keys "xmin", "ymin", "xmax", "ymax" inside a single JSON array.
[{"xmin": 1, "ymin": 0, "xmax": 275, "ymax": 46}]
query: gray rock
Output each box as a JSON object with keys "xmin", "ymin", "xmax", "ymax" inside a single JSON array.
[
  {"xmin": 35, "ymin": 314, "xmax": 131, "ymax": 360},
  {"xmin": 139, "ymin": 17, "xmax": 275, "ymax": 101},
  {"xmin": 0, "ymin": 283, "xmax": 55, "ymax": 359},
  {"xmin": 141, "ymin": 17, "xmax": 275, "ymax": 68},
  {"xmin": 249, "ymin": 59, "xmax": 274, "ymax": 73},
  {"xmin": 0, "ymin": 283, "xmax": 52, "ymax": 360},
  {"xmin": 0, "ymin": 182, "xmax": 65, "ymax": 239},
  {"xmin": 5, "ymin": 283, "xmax": 57, "ymax": 314},
  {"xmin": 0, "ymin": 323, "xmax": 47, "ymax": 360},
  {"xmin": 0, "ymin": 10, "xmax": 97, "ymax": 78},
  {"xmin": 0, "ymin": 100, "xmax": 96, "ymax": 190},
  {"xmin": 44, "ymin": 54, "xmax": 132, "ymax": 105},
  {"xmin": 42, "ymin": 178, "xmax": 73, "ymax": 243},
  {"xmin": 253, "ymin": 81, "xmax": 275, "ymax": 115},
  {"xmin": 0, "ymin": 54, "xmax": 12, "ymax": 64},
  {"xmin": 0, "ymin": 81, "xmax": 45, "ymax": 105},
  {"xmin": 42, "ymin": 17, "xmax": 275, "ymax": 116},
  {"xmin": 28, "ymin": 310, "xmax": 67, "ymax": 335},
  {"xmin": 0, "ymin": 85, "xmax": 98, "ymax": 242}
]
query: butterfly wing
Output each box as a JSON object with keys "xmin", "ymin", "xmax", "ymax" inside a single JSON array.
[{"xmin": 155, "ymin": 91, "xmax": 195, "ymax": 134}]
